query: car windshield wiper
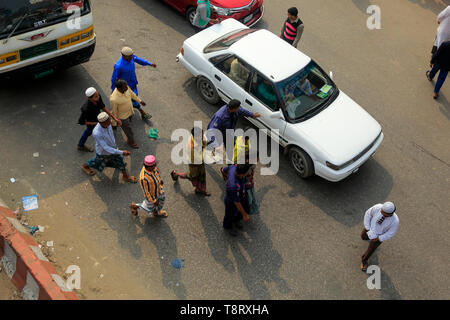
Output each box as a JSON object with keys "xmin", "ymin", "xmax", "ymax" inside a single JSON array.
[{"xmin": 2, "ymin": 7, "xmax": 39, "ymax": 44}]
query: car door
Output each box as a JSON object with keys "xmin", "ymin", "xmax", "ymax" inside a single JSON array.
[
  {"xmin": 243, "ymin": 70, "xmax": 288, "ymax": 145},
  {"xmin": 209, "ymin": 54, "xmax": 251, "ymax": 105},
  {"xmin": 164, "ymin": 0, "xmax": 190, "ymax": 12}
]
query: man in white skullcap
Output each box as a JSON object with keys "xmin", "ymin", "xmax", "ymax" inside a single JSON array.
[
  {"xmin": 110, "ymin": 46, "xmax": 156, "ymax": 120},
  {"xmin": 77, "ymin": 87, "xmax": 120, "ymax": 152},
  {"xmin": 81, "ymin": 112, "xmax": 137, "ymax": 183},
  {"xmin": 360, "ymin": 201, "xmax": 399, "ymax": 271}
]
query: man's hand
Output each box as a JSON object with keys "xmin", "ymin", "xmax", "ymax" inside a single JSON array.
[
  {"xmin": 152, "ymin": 64, "xmax": 157, "ymax": 68},
  {"xmin": 116, "ymin": 119, "xmax": 122, "ymax": 126},
  {"xmin": 122, "ymin": 150, "xmax": 131, "ymax": 156},
  {"xmin": 253, "ymin": 112, "xmax": 261, "ymax": 118},
  {"xmin": 430, "ymin": 63, "xmax": 434, "ymax": 68},
  {"xmin": 243, "ymin": 213, "xmax": 250, "ymax": 222},
  {"xmin": 140, "ymin": 101, "xmax": 147, "ymax": 106}
]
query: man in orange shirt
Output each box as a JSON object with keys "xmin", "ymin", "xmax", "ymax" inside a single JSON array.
[{"xmin": 130, "ymin": 155, "xmax": 167, "ymax": 218}]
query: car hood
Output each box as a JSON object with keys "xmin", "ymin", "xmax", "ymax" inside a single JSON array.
[
  {"xmin": 296, "ymin": 91, "xmax": 382, "ymax": 165},
  {"xmin": 185, "ymin": 18, "xmax": 246, "ymax": 52},
  {"xmin": 211, "ymin": 0, "xmax": 255, "ymax": 9}
]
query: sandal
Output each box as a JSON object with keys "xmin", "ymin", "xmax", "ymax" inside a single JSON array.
[
  {"xmin": 123, "ymin": 176, "xmax": 138, "ymax": 183},
  {"xmin": 361, "ymin": 261, "xmax": 368, "ymax": 272},
  {"xmin": 157, "ymin": 210, "xmax": 168, "ymax": 218},
  {"xmin": 433, "ymin": 92, "xmax": 439, "ymax": 99},
  {"xmin": 81, "ymin": 165, "xmax": 96, "ymax": 176},
  {"xmin": 426, "ymin": 70, "xmax": 432, "ymax": 81},
  {"xmin": 141, "ymin": 113, "xmax": 152, "ymax": 120},
  {"xmin": 170, "ymin": 170, "xmax": 178, "ymax": 181},
  {"xmin": 195, "ymin": 189, "xmax": 211, "ymax": 196},
  {"xmin": 128, "ymin": 142, "xmax": 139, "ymax": 149},
  {"xmin": 130, "ymin": 204, "xmax": 138, "ymax": 217}
]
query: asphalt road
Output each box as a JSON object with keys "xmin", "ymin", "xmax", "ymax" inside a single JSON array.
[{"xmin": 0, "ymin": 0, "xmax": 449, "ymax": 299}]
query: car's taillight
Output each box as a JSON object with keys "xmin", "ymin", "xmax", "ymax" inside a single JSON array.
[{"xmin": 180, "ymin": 47, "xmax": 184, "ymax": 56}]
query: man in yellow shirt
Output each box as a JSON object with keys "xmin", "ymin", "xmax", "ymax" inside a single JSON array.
[{"xmin": 110, "ymin": 79, "xmax": 147, "ymax": 149}]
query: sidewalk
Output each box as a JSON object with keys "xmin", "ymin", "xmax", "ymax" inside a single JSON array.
[{"xmin": 0, "ymin": 183, "xmax": 154, "ymax": 299}]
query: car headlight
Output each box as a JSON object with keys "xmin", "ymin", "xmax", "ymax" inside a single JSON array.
[{"xmin": 211, "ymin": 5, "xmax": 232, "ymax": 16}]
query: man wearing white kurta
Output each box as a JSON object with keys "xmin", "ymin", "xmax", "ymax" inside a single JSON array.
[
  {"xmin": 360, "ymin": 202, "xmax": 399, "ymax": 271},
  {"xmin": 433, "ymin": 6, "xmax": 450, "ymax": 51}
]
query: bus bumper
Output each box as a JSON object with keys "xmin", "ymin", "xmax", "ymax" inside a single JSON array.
[{"xmin": 0, "ymin": 39, "xmax": 96, "ymax": 79}]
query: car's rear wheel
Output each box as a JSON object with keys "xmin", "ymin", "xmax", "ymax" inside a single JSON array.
[
  {"xmin": 289, "ymin": 146, "xmax": 314, "ymax": 178},
  {"xmin": 197, "ymin": 76, "xmax": 220, "ymax": 104},
  {"xmin": 186, "ymin": 7, "xmax": 196, "ymax": 27}
]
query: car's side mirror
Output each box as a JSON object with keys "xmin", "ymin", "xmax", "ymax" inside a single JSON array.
[
  {"xmin": 329, "ymin": 71, "xmax": 334, "ymax": 80},
  {"xmin": 270, "ymin": 110, "xmax": 284, "ymax": 120}
]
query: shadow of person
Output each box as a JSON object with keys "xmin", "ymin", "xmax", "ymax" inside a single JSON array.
[
  {"xmin": 276, "ymin": 154, "xmax": 393, "ymax": 227},
  {"xmin": 133, "ymin": 214, "xmax": 187, "ymax": 299},
  {"xmin": 172, "ymin": 176, "xmax": 235, "ymax": 273},
  {"xmin": 366, "ymin": 254, "xmax": 403, "ymax": 300},
  {"xmin": 230, "ymin": 215, "xmax": 291, "ymax": 299},
  {"xmin": 436, "ymin": 94, "xmax": 450, "ymax": 120},
  {"xmin": 352, "ymin": 0, "xmax": 372, "ymax": 13},
  {"xmin": 408, "ymin": 0, "xmax": 449, "ymax": 15},
  {"xmin": 86, "ymin": 175, "xmax": 144, "ymax": 260}
]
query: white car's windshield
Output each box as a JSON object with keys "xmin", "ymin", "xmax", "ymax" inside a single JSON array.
[
  {"xmin": 204, "ymin": 28, "xmax": 257, "ymax": 53},
  {"xmin": 0, "ymin": 0, "xmax": 90, "ymax": 40},
  {"xmin": 276, "ymin": 61, "xmax": 337, "ymax": 121}
]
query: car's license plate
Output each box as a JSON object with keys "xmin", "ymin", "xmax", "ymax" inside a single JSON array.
[{"xmin": 244, "ymin": 14, "xmax": 253, "ymax": 24}]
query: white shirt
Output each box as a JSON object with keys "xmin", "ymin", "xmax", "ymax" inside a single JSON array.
[
  {"xmin": 434, "ymin": 6, "xmax": 450, "ymax": 48},
  {"xmin": 92, "ymin": 123, "xmax": 123, "ymax": 156},
  {"xmin": 363, "ymin": 204, "xmax": 399, "ymax": 242}
]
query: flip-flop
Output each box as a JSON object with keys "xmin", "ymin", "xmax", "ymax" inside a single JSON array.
[
  {"xmin": 426, "ymin": 70, "xmax": 432, "ymax": 81},
  {"xmin": 170, "ymin": 170, "xmax": 178, "ymax": 181},
  {"xmin": 195, "ymin": 189, "xmax": 211, "ymax": 196},
  {"xmin": 142, "ymin": 113, "xmax": 152, "ymax": 120},
  {"xmin": 130, "ymin": 204, "xmax": 138, "ymax": 216},
  {"xmin": 81, "ymin": 165, "xmax": 95, "ymax": 176},
  {"xmin": 361, "ymin": 261, "xmax": 368, "ymax": 272},
  {"xmin": 157, "ymin": 210, "xmax": 168, "ymax": 218}
]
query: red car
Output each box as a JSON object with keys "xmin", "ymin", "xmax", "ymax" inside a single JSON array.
[{"xmin": 164, "ymin": 0, "xmax": 264, "ymax": 27}]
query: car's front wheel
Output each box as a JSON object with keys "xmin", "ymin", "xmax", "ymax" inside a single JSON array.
[
  {"xmin": 197, "ymin": 76, "xmax": 221, "ymax": 104},
  {"xmin": 289, "ymin": 146, "xmax": 314, "ymax": 178},
  {"xmin": 186, "ymin": 7, "xmax": 196, "ymax": 27}
]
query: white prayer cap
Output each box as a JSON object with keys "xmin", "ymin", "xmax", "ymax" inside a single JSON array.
[
  {"xmin": 85, "ymin": 87, "xmax": 97, "ymax": 97},
  {"xmin": 121, "ymin": 46, "xmax": 134, "ymax": 56},
  {"xmin": 97, "ymin": 112, "xmax": 109, "ymax": 123},
  {"xmin": 382, "ymin": 202, "xmax": 396, "ymax": 214}
]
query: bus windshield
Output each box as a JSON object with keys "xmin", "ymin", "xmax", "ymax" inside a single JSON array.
[{"xmin": 0, "ymin": 0, "xmax": 91, "ymax": 40}]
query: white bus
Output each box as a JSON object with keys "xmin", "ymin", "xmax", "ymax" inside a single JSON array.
[{"xmin": 0, "ymin": 0, "xmax": 95, "ymax": 79}]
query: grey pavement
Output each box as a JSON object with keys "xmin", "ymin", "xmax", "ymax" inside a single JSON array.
[{"xmin": 0, "ymin": 0, "xmax": 449, "ymax": 299}]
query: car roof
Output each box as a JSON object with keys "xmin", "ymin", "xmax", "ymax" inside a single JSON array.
[{"xmin": 229, "ymin": 29, "xmax": 311, "ymax": 82}]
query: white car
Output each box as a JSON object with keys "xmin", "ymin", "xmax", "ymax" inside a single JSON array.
[{"xmin": 176, "ymin": 19, "xmax": 384, "ymax": 182}]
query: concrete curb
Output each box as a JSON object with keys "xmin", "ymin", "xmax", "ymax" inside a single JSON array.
[{"xmin": 0, "ymin": 204, "xmax": 78, "ymax": 300}]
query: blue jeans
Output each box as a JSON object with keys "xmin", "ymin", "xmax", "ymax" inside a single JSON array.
[
  {"xmin": 429, "ymin": 64, "xmax": 449, "ymax": 94},
  {"xmin": 78, "ymin": 126, "xmax": 93, "ymax": 147},
  {"xmin": 130, "ymin": 86, "xmax": 141, "ymax": 109}
]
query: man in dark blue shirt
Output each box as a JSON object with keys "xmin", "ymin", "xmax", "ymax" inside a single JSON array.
[
  {"xmin": 221, "ymin": 164, "xmax": 251, "ymax": 237},
  {"xmin": 111, "ymin": 47, "xmax": 156, "ymax": 119},
  {"xmin": 206, "ymin": 99, "xmax": 261, "ymax": 161}
]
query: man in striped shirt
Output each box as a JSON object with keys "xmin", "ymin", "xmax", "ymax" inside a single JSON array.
[{"xmin": 130, "ymin": 155, "xmax": 167, "ymax": 217}]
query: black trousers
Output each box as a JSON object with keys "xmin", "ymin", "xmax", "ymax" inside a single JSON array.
[{"xmin": 223, "ymin": 200, "xmax": 243, "ymax": 229}]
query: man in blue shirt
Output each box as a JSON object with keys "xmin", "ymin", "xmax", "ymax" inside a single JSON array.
[
  {"xmin": 206, "ymin": 99, "xmax": 261, "ymax": 160},
  {"xmin": 111, "ymin": 47, "xmax": 156, "ymax": 120},
  {"xmin": 221, "ymin": 164, "xmax": 251, "ymax": 236}
]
